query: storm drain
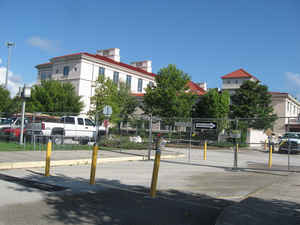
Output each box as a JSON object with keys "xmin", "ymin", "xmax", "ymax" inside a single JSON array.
[{"xmin": 0, "ymin": 173, "xmax": 68, "ymax": 192}]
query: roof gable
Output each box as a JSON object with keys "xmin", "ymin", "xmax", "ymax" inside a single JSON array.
[{"xmin": 221, "ymin": 69, "xmax": 259, "ymax": 81}]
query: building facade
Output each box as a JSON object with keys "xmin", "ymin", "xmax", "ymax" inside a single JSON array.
[
  {"xmin": 36, "ymin": 48, "xmax": 156, "ymax": 113},
  {"xmin": 36, "ymin": 48, "xmax": 206, "ymax": 114},
  {"xmin": 221, "ymin": 68, "xmax": 259, "ymax": 95},
  {"xmin": 270, "ymin": 92, "xmax": 300, "ymax": 134}
]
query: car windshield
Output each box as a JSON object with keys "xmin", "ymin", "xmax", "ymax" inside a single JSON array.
[
  {"xmin": 0, "ymin": 118, "xmax": 14, "ymax": 125},
  {"xmin": 282, "ymin": 133, "xmax": 300, "ymax": 139}
]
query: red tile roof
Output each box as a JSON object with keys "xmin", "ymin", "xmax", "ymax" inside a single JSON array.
[
  {"xmin": 38, "ymin": 52, "xmax": 156, "ymax": 78},
  {"xmin": 188, "ymin": 81, "xmax": 206, "ymax": 95},
  {"xmin": 131, "ymin": 93, "xmax": 145, "ymax": 97},
  {"xmin": 221, "ymin": 68, "xmax": 259, "ymax": 81},
  {"xmin": 36, "ymin": 52, "xmax": 205, "ymax": 95},
  {"xmin": 83, "ymin": 53, "xmax": 156, "ymax": 77}
]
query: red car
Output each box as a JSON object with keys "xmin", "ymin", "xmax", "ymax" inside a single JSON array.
[{"xmin": 0, "ymin": 127, "xmax": 26, "ymax": 140}]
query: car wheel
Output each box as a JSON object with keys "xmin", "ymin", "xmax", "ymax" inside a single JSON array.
[{"xmin": 53, "ymin": 136, "xmax": 63, "ymax": 145}]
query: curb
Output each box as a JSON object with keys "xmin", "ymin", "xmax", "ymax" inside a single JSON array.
[{"xmin": 0, "ymin": 154, "xmax": 184, "ymax": 170}]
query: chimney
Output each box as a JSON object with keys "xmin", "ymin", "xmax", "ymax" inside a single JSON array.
[
  {"xmin": 198, "ymin": 82, "xmax": 207, "ymax": 91},
  {"xmin": 130, "ymin": 60, "xmax": 152, "ymax": 73},
  {"xmin": 97, "ymin": 48, "xmax": 120, "ymax": 62}
]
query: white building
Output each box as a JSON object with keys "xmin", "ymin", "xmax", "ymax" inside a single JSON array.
[
  {"xmin": 36, "ymin": 48, "xmax": 155, "ymax": 113},
  {"xmin": 270, "ymin": 92, "xmax": 300, "ymax": 134},
  {"xmin": 221, "ymin": 68, "xmax": 259, "ymax": 95}
]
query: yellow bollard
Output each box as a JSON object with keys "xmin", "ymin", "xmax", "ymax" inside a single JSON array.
[
  {"xmin": 236, "ymin": 143, "xmax": 239, "ymax": 153},
  {"xmin": 204, "ymin": 141, "xmax": 207, "ymax": 160},
  {"xmin": 90, "ymin": 144, "xmax": 99, "ymax": 185},
  {"xmin": 268, "ymin": 145, "xmax": 272, "ymax": 168},
  {"xmin": 150, "ymin": 149, "xmax": 161, "ymax": 198},
  {"xmin": 45, "ymin": 139, "xmax": 52, "ymax": 176}
]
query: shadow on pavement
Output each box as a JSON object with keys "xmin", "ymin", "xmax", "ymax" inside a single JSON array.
[
  {"xmin": 2, "ymin": 172, "xmax": 232, "ymax": 225},
  {"xmin": 216, "ymin": 197, "xmax": 300, "ymax": 225}
]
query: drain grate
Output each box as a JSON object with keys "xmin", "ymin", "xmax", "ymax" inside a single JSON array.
[{"xmin": 0, "ymin": 173, "xmax": 68, "ymax": 192}]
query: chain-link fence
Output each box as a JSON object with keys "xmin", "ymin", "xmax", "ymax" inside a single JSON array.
[{"xmin": 1, "ymin": 111, "xmax": 300, "ymax": 172}]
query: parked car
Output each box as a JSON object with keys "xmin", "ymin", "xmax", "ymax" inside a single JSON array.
[
  {"xmin": 0, "ymin": 126, "xmax": 27, "ymax": 141},
  {"xmin": 26, "ymin": 116, "xmax": 106, "ymax": 144},
  {"xmin": 278, "ymin": 132, "xmax": 300, "ymax": 154},
  {"xmin": 0, "ymin": 117, "xmax": 29, "ymax": 129}
]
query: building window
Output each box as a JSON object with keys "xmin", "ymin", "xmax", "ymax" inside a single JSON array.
[
  {"xmin": 99, "ymin": 67, "xmax": 105, "ymax": 76},
  {"xmin": 113, "ymin": 71, "xmax": 119, "ymax": 84},
  {"xmin": 41, "ymin": 72, "xmax": 47, "ymax": 80},
  {"xmin": 56, "ymin": 69, "xmax": 59, "ymax": 73},
  {"xmin": 138, "ymin": 78, "xmax": 143, "ymax": 92},
  {"xmin": 126, "ymin": 75, "xmax": 132, "ymax": 89},
  {"xmin": 235, "ymin": 80, "xmax": 238, "ymax": 84},
  {"xmin": 149, "ymin": 81, "xmax": 154, "ymax": 87},
  {"xmin": 63, "ymin": 66, "xmax": 69, "ymax": 76},
  {"xmin": 227, "ymin": 80, "xmax": 231, "ymax": 84}
]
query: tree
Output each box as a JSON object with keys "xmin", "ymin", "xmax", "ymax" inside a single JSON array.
[
  {"xmin": 230, "ymin": 80, "xmax": 277, "ymax": 130},
  {"xmin": 89, "ymin": 76, "xmax": 138, "ymax": 125},
  {"xmin": 0, "ymin": 85, "xmax": 11, "ymax": 115},
  {"xmin": 143, "ymin": 64, "xmax": 197, "ymax": 121},
  {"xmin": 192, "ymin": 89, "xmax": 230, "ymax": 119},
  {"xmin": 26, "ymin": 80, "xmax": 84, "ymax": 115}
]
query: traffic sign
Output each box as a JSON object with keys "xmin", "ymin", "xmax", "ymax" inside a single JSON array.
[
  {"xmin": 103, "ymin": 105, "xmax": 112, "ymax": 117},
  {"xmin": 175, "ymin": 122, "xmax": 192, "ymax": 127},
  {"xmin": 194, "ymin": 122, "xmax": 217, "ymax": 130}
]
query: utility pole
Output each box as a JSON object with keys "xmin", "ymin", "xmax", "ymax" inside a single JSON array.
[{"xmin": 5, "ymin": 42, "xmax": 15, "ymax": 89}]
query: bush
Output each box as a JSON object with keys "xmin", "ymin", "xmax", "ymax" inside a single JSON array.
[{"xmin": 99, "ymin": 135, "xmax": 148, "ymax": 150}]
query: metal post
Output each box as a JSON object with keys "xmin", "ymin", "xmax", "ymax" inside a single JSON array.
[
  {"xmin": 45, "ymin": 140, "xmax": 52, "ymax": 176},
  {"xmin": 233, "ymin": 119, "xmax": 238, "ymax": 170},
  {"xmin": 5, "ymin": 42, "xmax": 14, "ymax": 89},
  {"xmin": 288, "ymin": 117, "xmax": 290, "ymax": 171},
  {"xmin": 150, "ymin": 148, "xmax": 161, "ymax": 198},
  {"xmin": 19, "ymin": 100, "xmax": 26, "ymax": 145},
  {"xmin": 90, "ymin": 143, "xmax": 99, "ymax": 185},
  {"xmin": 188, "ymin": 118, "xmax": 192, "ymax": 162},
  {"xmin": 148, "ymin": 114, "xmax": 153, "ymax": 160},
  {"xmin": 268, "ymin": 145, "xmax": 273, "ymax": 168},
  {"xmin": 204, "ymin": 140, "xmax": 207, "ymax": 160}
]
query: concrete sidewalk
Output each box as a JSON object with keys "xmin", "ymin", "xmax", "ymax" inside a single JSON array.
[{"xmin": 0, "ymin": 148, "xmax": 184, "ymax": 170}]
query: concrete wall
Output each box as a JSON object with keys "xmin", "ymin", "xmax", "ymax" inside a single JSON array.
[{"xmin": 247, "ymin": 128, "xmax": 268, "ymax": 148}]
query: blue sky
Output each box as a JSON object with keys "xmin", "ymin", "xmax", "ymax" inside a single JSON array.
[{"xmin": 0, "ymin": 0, "xmax": 299, "ymax": 97}]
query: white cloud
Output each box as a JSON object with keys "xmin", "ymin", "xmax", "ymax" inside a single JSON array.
[
  {"xmin": 27, "ymin": 36, "xmax": 59, "ymax": 52},
  {"xmin": 285, "ymin": 72, "xmax": 300, "ymax": 99},
  {"xmin": 0, "ymin": 58, "xmax": 2, "ymax": 64},
  {"xmin": 286, "ymin": 72, "xmax": 300, "ymax": 87},
  {"xmin": 0, "ymin": 67, "xmax": 24, "ymax": 97}
]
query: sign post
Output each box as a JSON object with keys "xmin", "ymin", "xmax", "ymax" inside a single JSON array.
[{"xmin": 103, "ymin": 105, "xmax": 112, "ymax": 138}]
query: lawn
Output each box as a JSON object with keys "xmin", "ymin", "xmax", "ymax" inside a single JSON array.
[{"xmin": 0, "ymin": 141, "xmax": 93, "ymax": 151}]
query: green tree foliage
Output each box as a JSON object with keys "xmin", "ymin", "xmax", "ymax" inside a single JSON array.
[
  {"xmin": 192, "ymin": 89, "xmax": 230, "ymax": 118},
  {"xmin": 26, "ymin": 80, "xmax": 84, "ymax": 115},
  {"xmin": 89, "ymin": 76, "xmax": 138, "ymax": 124},
  {"xmin": 143, "ymin": 64, "xmax": 197, "ymax": 120},
  {"xmin": 0, "ymin": 85, "xmax": 11, "ymax": 114},
  {"xmin": 231, "ymin": 80, "xmax": 277, "ymax": 129}
]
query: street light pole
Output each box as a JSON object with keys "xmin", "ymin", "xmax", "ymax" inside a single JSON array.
[{"xmin": 5, "ymin": 42, "xmax": 15, "ymax": 89}]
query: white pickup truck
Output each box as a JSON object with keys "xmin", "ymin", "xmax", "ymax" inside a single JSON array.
[{"xmin": 26, "ymin": 116, "xmax": 106, "ymax": 144}]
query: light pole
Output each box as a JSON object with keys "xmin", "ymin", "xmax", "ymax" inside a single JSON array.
[
  {"xmin": 19, "ymin": 85, "xmax": 31, "ymax": 145},
  {"xmin": 5, "ymin": 42, "xmax": 15, "ymax": 89}
]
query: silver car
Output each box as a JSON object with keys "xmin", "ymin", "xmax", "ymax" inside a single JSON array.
[{"xmin": 278, "ymin": 132, "xmax": 300, "ymax": 154}]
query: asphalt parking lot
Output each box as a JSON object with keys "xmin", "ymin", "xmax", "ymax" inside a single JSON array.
[{"xmin": 0, "ymin": 147, "xmax": 300, "ymax": 225}]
